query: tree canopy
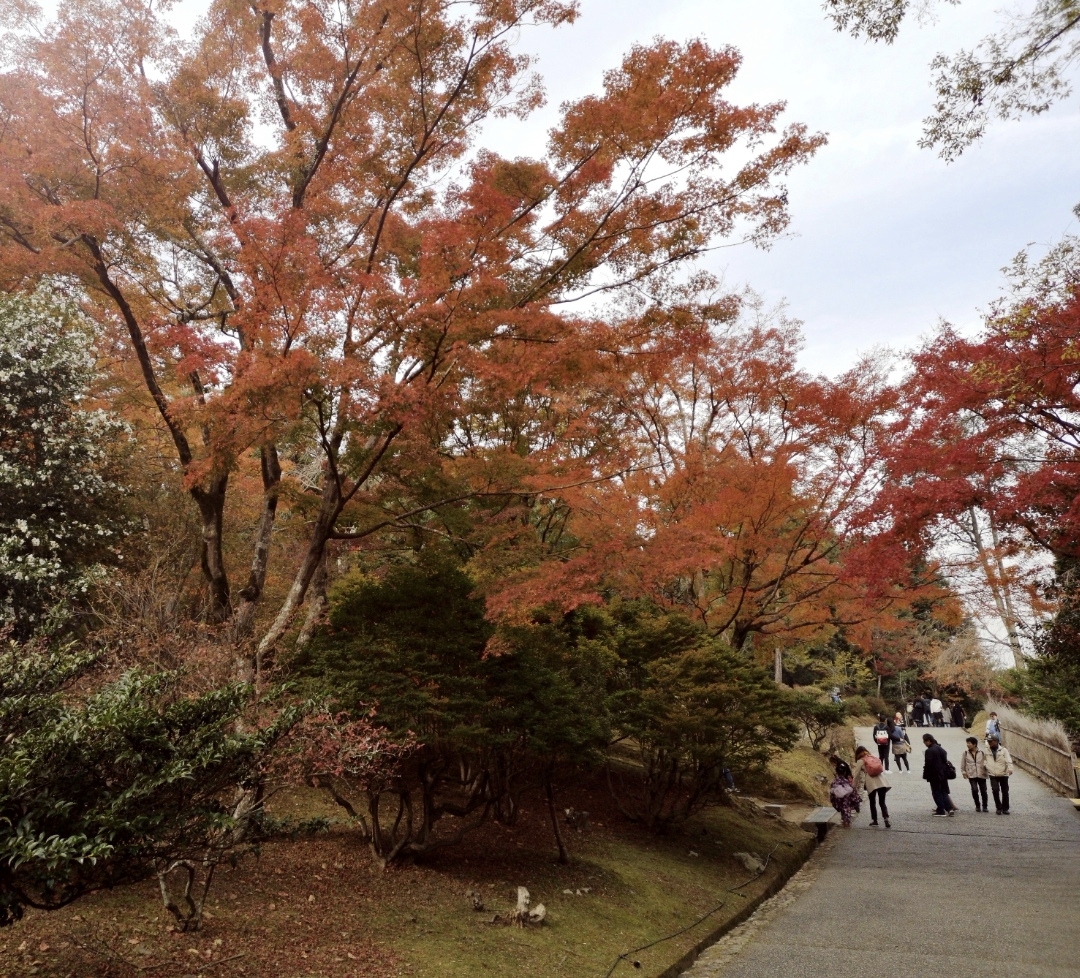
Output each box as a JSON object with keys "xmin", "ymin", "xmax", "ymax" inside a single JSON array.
[
  {"xmin": 0, "ymin": 0, "xmax": 825, "ymax": 665},
  {"xmin": 826, "ymin": 0, "xmax": 1080, "ymax": 158}
]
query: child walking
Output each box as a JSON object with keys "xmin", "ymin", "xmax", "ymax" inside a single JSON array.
[{"xmin": 828, "ymin": 755, "xmax": 860, "ymax": 828}]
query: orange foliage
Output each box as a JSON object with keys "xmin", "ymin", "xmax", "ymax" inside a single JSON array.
[
  {"xmin": 482, "ymin": 296, "xmax": 943, "ymax": 649},
  {"xmin": 0, "ymin": 0, "xmax": 825, "ymax": 660}
]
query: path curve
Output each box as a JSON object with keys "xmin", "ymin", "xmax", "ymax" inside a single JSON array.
[{"xmin": 683, "ymin": 725, "xmax": 1080, "ymax": 977}]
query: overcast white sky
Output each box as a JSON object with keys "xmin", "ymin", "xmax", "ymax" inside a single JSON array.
[{"xmin": 480, "ymin": 0, "xmax": 1080, "ymax": 375}]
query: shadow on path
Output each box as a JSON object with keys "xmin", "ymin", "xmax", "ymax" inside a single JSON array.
[{"xmin": 683, "ymin": 725, "xmax": 1080, "ymax": 977}]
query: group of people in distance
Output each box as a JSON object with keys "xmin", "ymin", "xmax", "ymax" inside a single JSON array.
[
  {"xmin": 910, "ymin": 694, "xmax": 966, "ymax": 729},
  {"xmin": 828, "ymin": 710, "xmax": 1015, "ymax": 827}
]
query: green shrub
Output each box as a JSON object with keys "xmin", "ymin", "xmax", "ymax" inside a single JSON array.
[
  {"xmin": 865, "ymin": 695, "xmax": 890, "ymax": 718},
  {"xmin": 0, "ymin": 637, "xmax": 294, "ymax": 928},
  {"xmin": 786, "ymin": 691, "xmax": 846, "ymax": 750},
  {"xmin": 0, "ymin": 287, "xmax": 130, "ymax": 636},
  {"xmin": 842, "ymin": 695, "xmax": 872, "ymax": 718},
  {"xmin": 605, "ymin": 607, "xmax": 799, "ymax": 831},
  {"xmin": 296, "ymin": 554, "xmax": 610, "ymax": 864}
]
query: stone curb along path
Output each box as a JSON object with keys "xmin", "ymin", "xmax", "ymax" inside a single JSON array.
[
  {"xmin": 682, "ymin": 725, "xmax": 1080, "ymax": 978},
  {"xmin": 648, "ymin": 832, "xmax": 818, "ymax": 978}
]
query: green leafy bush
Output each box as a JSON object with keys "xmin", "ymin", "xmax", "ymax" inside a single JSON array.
[
  {"xmin": 787, "ymin": 691, "xmax": 846, "ymax": 750},
  {"xmin": 0, "ymin": 637, "xmax": 294, "ymax": 928},
  {"xmin": 296, "ymin": 555, "xmax": 610, "ymax": 864},
  {"xmin": 865, "ymin": 695, "xmax": 890, "ymax": 718},
  {"xmin": 605, "ymin": 607, "xmax": 798, "ymax": 831},
  {"xmin": 842, "ymin": 695, "xmax": 872, "ymax": 718},
  {"xmin": 0, "ymin": 286, "xmax": 130, "ymax": 636}
]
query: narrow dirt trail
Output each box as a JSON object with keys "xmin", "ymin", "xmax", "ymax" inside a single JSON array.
[{"xmin": 683, "ymin": 725, "xmax": 1080, "ymax": 977}]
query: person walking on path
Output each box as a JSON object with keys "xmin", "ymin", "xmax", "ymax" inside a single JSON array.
[
  {"xmin": 828, "ymin": 755, "xmax": 860, "ymax": 828},
  {"xmin": 985, "ymin": 711, "xmax": 1002, "ymax": 741},
  {"xmin": 854, "ymin": 745, "xmax": 892, "ymax": 827},
  {"xmin": 872, "ymin": 716, "xmax": 892, "ymax": 771},
  {"xmin": 891, "ymin": 719, "xmax": 912, "ymax": 772},
  {"xmin": 930, "ymin": 696, "xmax": 944, "ymax": 727},
  {"xmin": 911, "ymin": 698, "xmax": 926, "ymax": 727},
  {"xmin": 922, "ymin": 734, "xmax": 957, "ymax": 817},
  {"xmin": 960, "ymin": 736, "xmax": 989, "ymax": 812},
  {"xmin": 951, "ymin": 702, "xmax": 967, "ymax": 729},
  {"xmin": 984, "ymin": 734, "xmax": 1014, "ymax": 814}
]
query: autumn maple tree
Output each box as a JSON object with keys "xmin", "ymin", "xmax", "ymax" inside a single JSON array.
[
  {"xmin": 869, "ymin": 241, "xmax": 1080, "ymax": 674},
  {"xmin": 0, "ymin": 0, "xmax": 825, "ymax": 667},
  {"xmin": 484, "ymin": 294, "xmax": 923, "ymax": 652}
]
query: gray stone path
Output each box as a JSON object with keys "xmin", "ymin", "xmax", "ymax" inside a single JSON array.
[{"xmin": 684, "ymin": 725, "xmax": 1080, "ymax": 977}]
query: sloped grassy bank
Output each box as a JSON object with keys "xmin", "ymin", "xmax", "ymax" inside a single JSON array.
[{"xmin": 2, "ymin": 764, "xmax": 821, "ymax": 978}]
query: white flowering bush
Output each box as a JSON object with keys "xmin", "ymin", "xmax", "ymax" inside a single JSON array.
[{"xmin": 0, "ymin": 285, "xmax": 128, "ymax": 635}]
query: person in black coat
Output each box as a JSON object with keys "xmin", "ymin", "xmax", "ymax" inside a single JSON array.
[{"xmin": 922, "ymin": 734, "xmax": 957, "ymax": 817}]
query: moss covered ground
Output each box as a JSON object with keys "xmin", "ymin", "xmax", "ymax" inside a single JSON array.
[{"xmin": 1, "ymin": 770, "xmax": 817, "ymax": 978}]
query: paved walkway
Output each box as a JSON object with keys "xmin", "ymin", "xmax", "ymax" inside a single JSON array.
[{"xmin": 684, "ymin": 725, "xmax": 1080, "ymax": 977}]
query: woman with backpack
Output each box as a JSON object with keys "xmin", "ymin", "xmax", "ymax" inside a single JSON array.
[
  {"xmin": 872, "ymin": 716, "xmax": 892, "ymax": 771},
  {"xmin": 854, "ymin": 745, "xmax": 892, "ymax": 827},
  {"xmin": 890, "ymin": 717, "xmax": 912, "ymax": 772},
  {"xmin": 828, "ymin": 755, "xmax": 860, "ymax": 828}
]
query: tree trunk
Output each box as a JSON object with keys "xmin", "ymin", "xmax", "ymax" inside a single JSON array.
[
  {"xmin": 966, "ymin": 507, "xmax": 1027, "ymax": 666},
  {"xmin": 232, "ymin": 446, "xmax": 282, "ymax": 664},
  {"xmin": 987, "ymin": 513, "xmax": 1027, "ymax": 666},
  {"xmin": 257, "ymin": 476, "xmax": 340, "ymax": 664},
  {"xmin": 192, "ymin": 474, "xmax": 230, "ymax": 623},
  {"xmin": 544, "ymin": 772, "xmax": 569, "ymax": 865},
  {"xmin": 296, "ymin": 550, "xmax": 328, "ymax": 649}
]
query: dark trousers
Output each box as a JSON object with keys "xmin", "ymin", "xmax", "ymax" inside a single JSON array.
[
  {"xmin": 989, "ymin": 775, "xmax": 1010, "ymax": 812},
  {"xmin": 893, "ymin": 750, "xmax": 910, "ymax": 771},
  {"xmin": 929, "ymin": 778, "xmax": 954, "ymax": 814},
  {"xmin": 877, "ymin": 743, "xmax": 891, "ymax": 770},
  {"xmin": 968, "ymin": 777, "xmax": 988, "ymax": 809},
  {"xmin": 868, "ymin": 786, "xmax": 890, "ymax": 822}
]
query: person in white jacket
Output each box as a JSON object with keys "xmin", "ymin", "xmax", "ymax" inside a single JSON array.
[
  {"xmin": 960, "ymin": 736, "xmax": 988, "ymax": 812},
  {"xmin": 984, "ymin": 734, "xmax": 1014, "ymax": 814}
]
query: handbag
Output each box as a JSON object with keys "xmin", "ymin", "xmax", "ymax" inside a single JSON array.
[
  {"xmin": 945, "ymin": 760, "xmax": 957, "ymax": 780},
  {"xmin": 830, "ymin": 779, "xmax": 854, "ymax": 801},
  {"xmin": 892, "ymin": 740, "xmax": 911, "ymax": 755}
]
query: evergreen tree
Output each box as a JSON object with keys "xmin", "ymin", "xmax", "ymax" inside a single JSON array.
[{"xmin": 0, "ymin": 286, "xmax": 128, "ymax": 636}]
